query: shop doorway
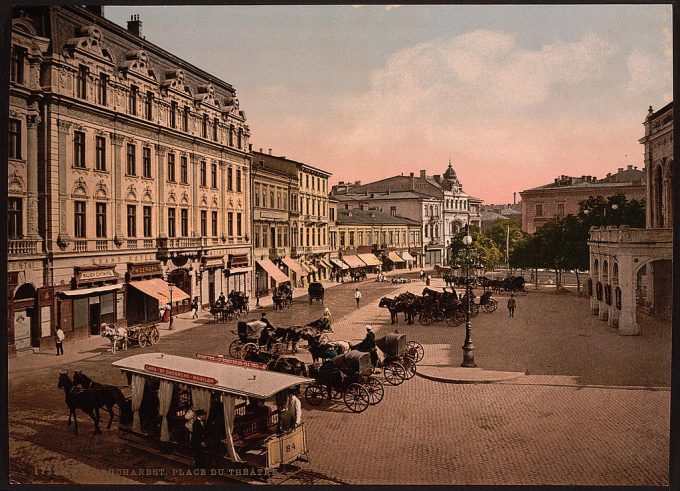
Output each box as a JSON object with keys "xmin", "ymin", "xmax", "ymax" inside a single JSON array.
[
  {"xmin": 14, "ymin": 283, "xmax": 39, "ymax": 350},
  {"xmin": 208, "ymin": 269, "xmax": 216, "ymax": 305},
  {"xmin": 89, "ymin": 302, "xmax": 101, "ymax": 335}
]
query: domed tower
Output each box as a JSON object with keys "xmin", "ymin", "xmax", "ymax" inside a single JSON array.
[{"xmin": 443, "ymin": 158, "xmax": 461, "ymax": 192}]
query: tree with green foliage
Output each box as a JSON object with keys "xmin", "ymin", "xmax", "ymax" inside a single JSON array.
[
  {"xmin": 487, "ymin": 219, "xmax": 528, "ymax": 269},
  {"xmin": 448, "ymin": 225, "xmax": 503, "ymax": 271}
]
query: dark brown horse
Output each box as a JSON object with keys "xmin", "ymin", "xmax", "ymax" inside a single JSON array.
[
  {"xmin": 72, "ymin": 370, "xmax": 131, "ymax": 430},
  {"xmin": 57, "ymin": 372, "xmax": 104, "ymax": 435}
]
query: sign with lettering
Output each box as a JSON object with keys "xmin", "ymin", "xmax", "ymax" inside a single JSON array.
[
  {"xmin": 196, "ymin": 353, "xmax": 267, "ymax": 370},
  {"xmin": 76, "ymin": 267, "xmax": 118, "ymax": 284},
  {"xmin": 143, "ymin": 364, "xmax": 218, "ymax": 384},
  {"xmin": 259, "ymin": 210, "xmax": 287, "ymax": 220},
  {"xmin": 229, "ymin": 254, "xmax": 249, "ymax": 268},
  {"xmin": 128, "ymin": 262, "xmax": 163, "ymax": 278},
  {"xmin": 202, "ymin": 256, "xmax": 225, "ymax": 268}
]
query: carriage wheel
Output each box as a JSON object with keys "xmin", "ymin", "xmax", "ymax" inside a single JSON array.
[
  {"xmin": 445, "ymin": 314, "xmax": 457, "ymax": 327},
  {"xmin": 228, "ymin": 340, "xmax": 243, "ymax": 358},
  {"xmin": 383, "ymin": 362, "xmax": 406, "ymax": 386},
  {"xmin": 406, "ymin": 341, "xmax": 424, "ymax": 363},
  {"xmin": 149, "ymin": 327, "xmax": 160, "ymax": 344},
  {"xmin": 271, "ymin": 343, "xmax": 287, "ymax": 356},
  {"xmin": 138, "ymin": 334, "xmax": 149, "ymax": 348},
  {"xmin": 471, "ymin": 304, "xmax": 480, "ymax": 318},
  {"xmin": 419, "ymin": 314, "xmax": 432, "ymax": 326},
  {"xmin": 343, "ymin": 384, "xmax": 370, "ymax": 413},
  {"xmin": 364, "ymin": 377, "xmax": 384, "ymax": 405},
  {"xmin": 483, "ymin": 299, "xmax": 498, "ymax": 314},
  {"xmin": 304, "ymin": 383, "xmax": 325, "ymax": 406},
  {"xmin": 401, "ymin": 357, "xmax": 417, "ymax": 379},
  {"xmin": 520, "ymin": 288, "xmax": 529, "ymax": 296},
  {"xmin": 434, "ymin": 311, "xmax": 445, "ymax": 323},
  {"xmin": 240, "ymin": 343, "xmax": 258, "ymax": 360}
]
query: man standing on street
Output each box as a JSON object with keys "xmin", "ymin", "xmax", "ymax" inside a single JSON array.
[
  {"xmin": 55, "ymin": 327, "xmax": 65, "ymax": 356},
  {"xmin": 191, "ymin": 297, "xmax": 199, "ymax": 319},
  {"xmin": 354, "ymin": 288, "xmax": 362, "ymax": 307},
  {"xmin": 507, "ymin": 294, "xmax": 516, "ymax": 318},
  {"xmin": 191, "ymin": 409, "xmax": 208, "ymax": 469},
  {"xmin": 420, "ymin": 269, "xmax": 425, "ymax": 281}
]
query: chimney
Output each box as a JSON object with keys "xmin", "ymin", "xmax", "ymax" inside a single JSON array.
[
  {"xmin": 627, "ymin": 164, "xmax": 633, "ymax": 170},
  {"xmin": 259, "ymin": 148, "xmax": 263, "ymax": 153},
  {"xmin": 355, "ymin": 181, "xmax": 361, "ymax": 185},
  {"xmin": 268, "ymin": 148, "xmax": 272, "ymax": 155},
  {"xmin": 420, "ymin": 170, "xmax": 426, "ymax": 179},
  {"xmin": 127, "ymin": 14, "xmax": 143, "ymax": 37},
  {"xmin": 433, "ymin": 175, "xmax": 440, "ymax": 182},
  {"xmin": 618, "ymin": 167, "xmax": 623, "ymax": 173},
  {"xmin": 409, "ymin": 172, "xmax": 414, "ymax": 177},
  {"xmin": 513, "ymin": 192, "xmax": 516, "ymax": 205}
]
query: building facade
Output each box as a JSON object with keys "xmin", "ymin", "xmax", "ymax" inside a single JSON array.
[
  {"xmin": 587, "ymin": 103, "xmax": 673, "ymax": 335},
  {"xmin": 7, "ymin": 6, "xmax": 252, "ymax": 355},
  {"xmin": 520, "ymin": 166, "xmax": 646, "ymax": 234}
]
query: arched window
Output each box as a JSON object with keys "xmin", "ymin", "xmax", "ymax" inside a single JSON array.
[
  {"xmin": 594, "ymin": 258, "xmax": 599, "ymax": 275},
  {"xmin": 603, "ymin": 260, "xmax": 609, "ymax": 278}
]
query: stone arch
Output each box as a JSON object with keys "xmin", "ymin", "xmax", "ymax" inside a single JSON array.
[
  {"xmin": 12, "ymin": 16, "xmax": 39, "ymax": 36},
  {"xmin": 603, "ymin": 259, "xmax": 609, "ymax": 280},
  {"xmin": 14, "ymin": 282, "xmax": 37, "ymax": 300},
  {"xmin": 594, "ymin": 258, "xmax": 599, "ymax": 276}
]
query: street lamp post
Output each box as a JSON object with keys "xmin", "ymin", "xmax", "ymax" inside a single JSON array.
[
  {"xmin": 255, "ymin": 272, "xmax": 261, "ymax": 307},
  {"xmin": 168, "ymin": 282, "xmax": 174, "ymax": 330},
  {"xmin": 461, "ymin": 224, "xmax": 476, "ymax": 367}
]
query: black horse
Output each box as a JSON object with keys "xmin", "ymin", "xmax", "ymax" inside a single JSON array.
[
  {"xmin": 58, "ymin": 372, "xmax": 104, "ymax": 435},
  {"xmin": 267, "ymin": 356, "xmax": 309, "ymax": 377},
  {"xmin": 72, "ymin": 370, "xmax": 131, "ymax": 430},
  {"xmin": 379, "ymin": 296, "xmax": 400, "ymax": 324}
]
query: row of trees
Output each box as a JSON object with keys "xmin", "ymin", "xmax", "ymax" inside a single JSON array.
[{"xmin": 446, "ymin": 193, "xmax": 645, "ymax": 292}]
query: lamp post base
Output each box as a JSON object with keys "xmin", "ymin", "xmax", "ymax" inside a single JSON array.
[{"xmin": 461, "ymin": 342, "xmax": 476, "ymax": 367}]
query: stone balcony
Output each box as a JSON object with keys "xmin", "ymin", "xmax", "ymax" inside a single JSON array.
[
  {"xmin": 8, "ymin": 239, "xmax": 42, "ymax": 256},
  {"xmin": 588, "ymin": 225, "xmax": 673, "ymax": 245}
]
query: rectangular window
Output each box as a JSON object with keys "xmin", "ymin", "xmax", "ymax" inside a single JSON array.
[
  {"xmin": 390, "ymin": 206, "xmax": 396, "ymax": 217},
  {"xmin": 202, "ymin": 115, "xmax": 208, "ymax": 138},
  {"xmin": 168, "ymin": 208, "xmax": 176, "ymax": 237},
  {"xmin": 10, "ymin": 47, "xmax": 25, "ymax": 84},
  {"xmin": 8, "ymin": 198, "xmax": 22, "ymax": 238},
  {"xmin": 183, "ymin": 106, "xmax": 189, "ymax": 132},
  {"xmin": 145, "ymin": 91, "xmax": 154, "ymax": 121},
  {"xmin": 77, "ymin": 65, "xmax": 88, "ymax": 99},
  {"xmin": 330, "ymin": 207, "xmax": 334, "ymax": 221},
  {"xmin": 306, "ymin": 175, "xmax": 309, "ymax": 188},
  {"xmin": 180, "ymin": 209, "xmax": 188, "ymax": 237},
  {"xmin": 261, "ymin": 186, "xmax": 267, "ymax": 208},
  {"xmin": 211, "ymin": 163, "xmax": 218, "ymax": 188},
  {"xmin": 129, "ymin": 85, "xmax": 138, "ymax": 115},
  {"xmin": 536, "ymin": 204, "xmax": 543, "ymax": 217},
  {"xmin": 74, "ymin": 131, "xmax": 86, "ymax": 168},
  {"xmin": 200, "ymin": 210, "xmax": 207, "ymax": 237},
  {"xmin": 126, "ymin": 143, "xmax": 136, "ymax": 175},
  {"xmin": 271, "ymin": 191, "xmax": 275, "ymax": 210},
  {"xmin": 254, "ymin": 185, "xmax": 260, "ymax": 207},
  {"xmin": 167, "ymin": 153, "xmax": 176, "ymax": 182},
  {"xmin": 98, "ymin": 73, "xmax": 108, "ymax": 105},
  {"xmin": 95, "ymin": 202, "xmax": 107, "ymax": 238},
  {"xmin": 142, "ymin": 147, "xmax": 152, "ymax": 178},
  {"xmin": 95, "ymin": 136, "xmax": 106, "ymax": 171},
  {"xmin": 228, "ymin": 212, "xmax": 234, "ymax": 236},
  {"xmin": 74, "ymin": 201, "xmax": 86, "ymax": 238},
  {"xmin": 200, "ymin": 161, "xmax": 207, "ymax": 187},
  {"xmin": 127, "ymin": 205, "xmax": 136, "ymax": 237},
  {"xmin": 557, "ymin": 203, "xmax": 565, "ymax": 215},
  {"xmin": 237, "ymin": 213, "xmax": 242, "ymax": 236},
  {"xmin": 211, "ymin": 211, "xmax": 218, "ymax": 236},
  {"xmin": 180, "ymin": 155, "xmax": 188, "ymax": 184},
  {"xmin": 143, "ymin": 206, "xmax": 152, "ymax": 237},
  {"xmin": 227, "ymin": 167, "xmax": 233, "ymax": 191},
  {"xmin": 262, "ymin": 225, "xmax": 268, "ymax": 247},
  {"xmin": 212, "ymin": 118, "xmax": 219, "ymax": 141},
  {"xmin": 170, "ymin": 101, "xmax": 177, "ymax": 129},
  {"xmin": 254, "ymin": 226, "xmax": 260, "ymax": 248},
  {"xmin": 9, "ymin": 119, "xmax": 21, "ymax": 160}
]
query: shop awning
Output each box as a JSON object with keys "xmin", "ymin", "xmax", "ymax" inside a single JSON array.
[
  {"xmin": 256, "ymin": 259, "xmax": 291, "ymax": 284},
  {"xmin": 398, "ymin": 251, "xmax": 416, "ymax": 262},
  {"xmin": 357, "ymin": 253, "xmax": 381, "ymax": 267},
  {"xmin": 318, "ymin": 258, "xmax": 333, "ymax": 270},
  {"xmin": 330, "ymin": 258, "xmax": 349, "ymax": 270},
  {"xmin": 128, "ymin": 279, "xmax": 190, "ymax": 303},
  {"xmin": 61, "ymin": 284, "xmax": 122, "ymax": 297},
  {"xmin": 342, "ymin": 255, "xmax": 366, "ymax": 269},
  {"xmin": 282, "ymin": 257, "xmax": 307, "ymax": 277},
  {"xmin": 387, "ymin": 251, "xmax": 406, "ymax": 263},
  {"xmin": 302, "ymin": 262, "xmax": 318, "ymax": 274}
]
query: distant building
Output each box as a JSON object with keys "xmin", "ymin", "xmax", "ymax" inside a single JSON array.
[
  {"xmin": 520, "ymin": 166, "xmax": 645, "ymax": 234},
  {"xmin": 480, "ymin": 203, "xmax": 522, "ymax": 231},
  {"xmin": 588, "ymin": 102, "xmax": 673, "ymax": 334}
]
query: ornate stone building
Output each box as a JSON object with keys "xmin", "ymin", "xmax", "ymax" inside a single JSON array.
[
  {"xmin": 7, "ymin": 6, "xmax": 252, "ymax": 355},
  {"xmin": 588, "ymin": 102, "xmax": 673, "ymax": 335}
]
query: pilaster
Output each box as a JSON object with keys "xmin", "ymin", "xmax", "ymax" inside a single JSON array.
[
  {"xmin": 191, "ymin": 153, "xmax": 199, "ymax": 235},
  {"xmin": 56, "ymin": 120, "xmax": 71, "ymax": 249},
  {"xmin": 111, "ymin": 133, "xmax": 125, "ymax": 243},
  {"xmin": 25, "ymin": 112, "xmax": 41, "ymax": 241},
  {"xmin": 156, "ymin": 144, "xmax": 167, "ymax": 237}
]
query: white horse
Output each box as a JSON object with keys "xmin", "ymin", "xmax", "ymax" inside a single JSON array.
[{"xmin": 100, "ymin": 323, "xmax": 128, "ymax": 353}]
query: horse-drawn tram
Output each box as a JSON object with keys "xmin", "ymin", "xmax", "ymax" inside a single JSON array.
[{"xmin": 111, "ymin": 352, "xmax": 314, "ymax": 476}]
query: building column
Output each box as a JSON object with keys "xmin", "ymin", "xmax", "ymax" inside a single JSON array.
[
  {"xmin": 219, "ymin": 161, "xmax": 227, "ymax": 240},
  {"xmin": 155, "ymin": 145, "xmax": 167, "ymax": 237},
  {"xmin": 25, "ymin": 112, "xmax": 41, "ymax": 241},
  {"xmin": 111, "ymin": 133, "xmax": 125, "ymax": 244},
  {"xmin": 191, "ymin": 153, "xmax": 199, "ymax": 236},
  {"xmin": 56, "ymin": 120, "xmax": 72, "ymax": 249},
  {"xmin": 617, "ymin": 256, "xmax": 640, "ymax": 335}
]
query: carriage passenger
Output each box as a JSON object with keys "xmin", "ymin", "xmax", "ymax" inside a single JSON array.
[
  {"xmin": 217, "ymin": 292, "xmax": 226, "ymax": 305},
  {"xmin": 352, "ymin": 326, "xmax": 379, "ymax": 370},
  {"xmin": 321, "ymin": 308, "xmax": 332, "ymax": 330}
]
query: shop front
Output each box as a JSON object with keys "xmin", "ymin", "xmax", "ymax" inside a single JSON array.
[
  {"xmin": 384, "ymin": 251, "xmax": 406, "ymax": 271},
  {"xmin": 126, "ymin": 261, "xmax": 166, "ymax": 325},
  {"xmin": 202, "ymin": 255, "xmax": 226, "ymax": 306},
  {"xmin": 225, "ymin": 253, "xmax": 251, "ymax": 295},
  {"xmin": 282, "ymin": 256, "xmax": 308, "ymax": 288},
  {"xmin": 397, "ymin": 251, "xmax": 416, "ymax": 270},
  {"xmin": 166, "ymin": 268, "xmax": 192, "ymax": 314},
  {"xmin": 317, "ymin": 257, "xmax": 335, "ymax": 281},
  {"xmin": 127, "ymin": 276, "xmax": 190, "ymax": 323},
  {"xmin": 256, "ymin": 258, "xmax": 291, "ymax": 294}
]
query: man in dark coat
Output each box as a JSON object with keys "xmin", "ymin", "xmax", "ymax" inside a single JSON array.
[
  {"xmin": 352, "ymin": 326, "xmax": 375, "ymax": 352},
  {"xmin": 191, "ymin": 409, "xmax": 208, "ymax": 469}
]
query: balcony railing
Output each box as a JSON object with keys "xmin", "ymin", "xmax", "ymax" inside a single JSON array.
[
  {"xmin": 127, "ymin": 239, "xmax": 138, "ymax": 249},
  {"xmin": 96, "ymin": 240, "xmax": 109, "ymax": 251},
  {"xmin": 157, "ymin": 237, "xmax": 207, "ymax": 249},
  {"xmin": 8, "ymin": 239, "xmax": 39, "ymax": 256},
  {"xmin": 74, "ymin": 240, "xmax": 87, "ymax": 252}
]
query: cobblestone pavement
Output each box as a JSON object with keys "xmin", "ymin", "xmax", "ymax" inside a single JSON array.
[{"xmin": 8, "ymin": 272, "xmax": 671, "ymax": 485}]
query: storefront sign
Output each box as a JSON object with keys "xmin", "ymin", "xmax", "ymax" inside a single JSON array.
[
  {"xmin": 228, "ymin": 254, "xmax": 249, "ymax": 268},
  {"xmin": 143, "ymin": 364, "xmax": 217, "ymax": 384},
  {"xmin": 259, "ymin": 210, "xmax": 287, "ymax": 220},
  {"xmin": 76, "ymin": 267, "xmax": 118, "ymax": 284},
  {"xmin": 202, "ymin": 256, "xmax": 225, "ymax": 268},
  {"xmin": 195, "ymin": 352, "xmax": 267, "ymax": 370},
  {"xmin": 128, "ymin": 262, "xmax": 163, "ymax": 278}
]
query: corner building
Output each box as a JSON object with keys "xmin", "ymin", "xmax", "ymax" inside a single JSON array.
[{"xmin": 7, "ymin": 6, "xmax": 252, "ymax": 355}]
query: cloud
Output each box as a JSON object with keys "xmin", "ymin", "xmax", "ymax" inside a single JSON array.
[{"xmin": 626, "ymin": 49, "xmax": 672, "ymax": 97}]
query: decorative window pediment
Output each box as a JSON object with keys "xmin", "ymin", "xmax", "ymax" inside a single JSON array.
[
  {"xmin": 8, "ymin": 170, "xmax": 25, "ymax": 194},
  {"xmin": 126, "ymin": 184, "xmax": 138, "ymax": 202},
  {"xmin": 180, "ymin": 191, "xmax": 189, "ymax": 205},
  {"xmin": 119, "ymin": 49, "xmax": 157, "ymax": 81},
  {"xmin": 167, "ymin": 190, "xmax": 177, "ymax": 204},
  {"xmin": 162, "ymin": 69, "xmax": 192, "ymax": 96},
  {"xmin": 142, "ymin": 186, "xmax": 153, "ymax": 203},
  {"xmin": 94, "ymin": 180, "xmax": 109, "ymax": 199},
  {"xmin": 71, "ymin": 177, "xmax": 88, "ymax": 198},
  {"xmin": 195, "ymin": 83, "xmax": 217, "ymax": 107},
  {"xmin": 64, "ymin": 25, "xmax": 114, "ymax": 64},
  {"xmin": 223, "ymin": 95, "xmax": 246, "ymax": 121}
]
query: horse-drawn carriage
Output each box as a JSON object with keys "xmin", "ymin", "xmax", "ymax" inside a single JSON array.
[
  {"xmin": 112, "ymin": 352, "xmax": 313, "ymax": 474},
  {"xmin": 229, "ymin": 320, "xmax": 287, "ymax": 360},
  {"xmin": 272, "ymin": 284, "xmax": 293, "ymax": 311},
  {"xmin": 304, "ymin": 350, "xmax": 382, "ymax": 413},
  {"xmin": 375, "ymin": 333, "xmax": 418, "ymax": 385},
  {"xmin": 100, "ymin": 323, "xmax": 159, "ymax": 352},
  {"xmin": 210, "ymin": 290, "xmax": 250, "ymax": 323},
  {"xmin": 307, "ymin": 282, "xmax": 324, "ymax": 304}
]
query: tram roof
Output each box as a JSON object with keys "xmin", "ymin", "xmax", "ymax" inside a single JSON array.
[{"xmin": 112, "ymin": 352, "xmax": 313, "ymax": 399}]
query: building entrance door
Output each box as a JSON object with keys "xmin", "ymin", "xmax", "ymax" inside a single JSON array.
[
  {"xmin": 208, "ymin": 270, "xmax": 216, "ymax": 305},
  {"xmin": 89, "ymin": 302, "xmax": 101, "ymax": 335}
]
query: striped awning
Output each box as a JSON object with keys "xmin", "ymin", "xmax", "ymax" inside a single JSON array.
[
  {"xmin": 330, "ymin": 258, "xmax": 349, "ymax": 270},
  {"xmin": 128, "ymin": 279, "xmax": 190, "ymax": 303},
  {"xmin": 357, "ymin": 253, "xmax": 381, "ymax": 267},
  {"xmin": 256, "ymin": 259, "xmax": 291, "ymax": 284},
  {"xmin": 342, "ymin": 255, "xmax": 366, "ymax": 269},
  {"xmin": 387, "ymin": 251, "xmax": 406, "ymax": 263},
  {"xmin": 302, "ymin": 262, "xmax": 318, "ymax": 274},
  {"xmin": 398, "ymin": 251, "xmax": 416, "ymax": 262},
  {"xmin": 318, "ymin": 258, "xmax": 333, "ymax": 270},
  {"xmin": 282, "ymin": 257, "xmax": 307, "ymax": 277}
]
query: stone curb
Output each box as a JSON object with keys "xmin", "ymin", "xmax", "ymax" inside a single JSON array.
[{"xmin": 416, "ymin": 365, "xmax": 527, "ymax": 384}]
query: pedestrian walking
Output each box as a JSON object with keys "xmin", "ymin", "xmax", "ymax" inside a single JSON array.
[
  {"xmin": 191, "ymin": 297, "xmax": 199, "ymax": 319},
  {"xmin": 191, "ymin": 409, "xmax": 208, "ymax": 469},
  {"xmin": 354, "ymin": 288, "xmax": 362, "ymax": 307},
  {"xmin": 420, "ymin": 269, "xmax": 425, "ymax": 281},
  {"xmin": 288, "ymin": 387, "xmax": 302, "ymax": 429},
  {"xmin": 55, "ymin": 327, "xmax": 65, "ymax": 356},
  {"xmin": 426, "ymin": 274, "xmax": 431, "ymax": 286},
  {"xmin": 507, "ymin": 294, "xmax": 516, "ymax": 318}
]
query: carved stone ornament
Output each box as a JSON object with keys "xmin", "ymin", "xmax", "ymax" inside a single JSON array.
[
  {"xmin": 212, "ymin": 197, "xmax": 219, "ymax": 208},
  {"xmin": 114, "ymin": 236, "xmax": 123, "ymax": 247},
  {"xmin": 64, "ymin": 25, "xmax": 114, "ymax": 64},
  {"xmin": 120, "ymin": 49, "xmax": 157, "ymax": 80},
  {"xmin": 126, "ymin": 184, "xmax": 138, "ymax": 202},
  {"xmin": 57, "ymin": 120, "xmax": 72, "ymax": 132},
  {"xmin": 142, "ymin": 186, "xmax": 153, "ymax": 203},
  {"xmin": 167, "ymin": 190, "xmax": 177, "ymax": 204},
  {"xmin": 162, "ymin": 69, "xmax": 192, "ymax": 96},
  {"xmin": 8, "ymin": 171, "xmax": 25, "ymax": 194},
  {"xmin": 95, "ymin": 180, "xmax": 109, "ymax": 199},
  {"xmin": 200, "ymin": 195, "xmax": 208, "ymax": 207},
  {"xmin": 57, "ymin": 235, "xmax": 70, "ymax": 250},
  {"xmin": 72, "ymin": 178, "xmax": 88, "ymax": 198}
]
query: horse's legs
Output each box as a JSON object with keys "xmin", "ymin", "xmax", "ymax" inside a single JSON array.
[
  {"xmin": 105, "ymin": 403, "xmax": 115, "ymax": 429},
  {"xmin": 72, "ymin": 408, "xmax": 78, "ymax": 434}
]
